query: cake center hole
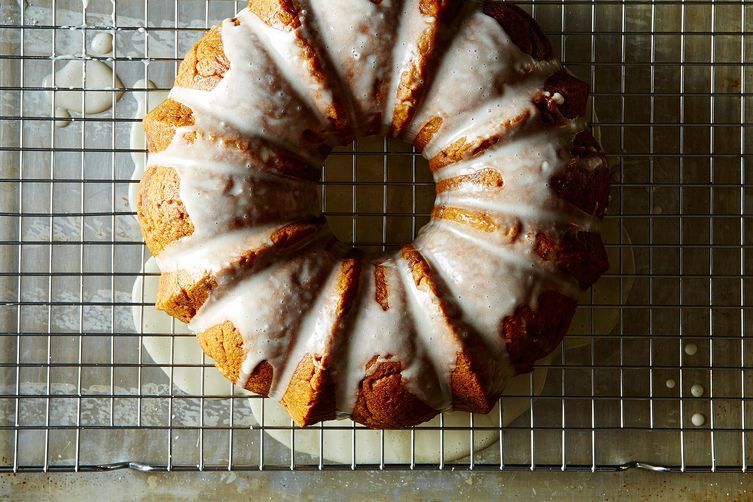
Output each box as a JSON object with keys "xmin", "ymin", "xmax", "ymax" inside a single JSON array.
[{"xmin": 321, "ymin": 136, "xmax": 435, "ymax": 254}]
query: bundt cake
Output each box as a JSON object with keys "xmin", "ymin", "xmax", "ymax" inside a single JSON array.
[{"xmin": 137, "ymin": 0, "xmax": 610, "ymax": 429}]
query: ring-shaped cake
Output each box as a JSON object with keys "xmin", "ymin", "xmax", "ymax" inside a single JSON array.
[{"xmin": 137, "ymin": 0, "xmax": 610, "ymax": 428}]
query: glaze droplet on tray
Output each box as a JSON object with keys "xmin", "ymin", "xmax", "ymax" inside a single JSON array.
[
  {"xmin": 91, "ymin": 32, "xmax": 114, "ymax": 56},
  {"xmin": 43, "ymin": 58, "xmax": 124, "ymax": 115},
  {"xmin": 690, "ymin": 383, "xmax": 704, "ymax": 397}
]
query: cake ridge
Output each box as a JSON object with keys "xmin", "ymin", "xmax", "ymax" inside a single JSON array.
[
  {"xmin": 438, "ymin": 194, "xmax": 601, "ymax": 232},
  {"xmin": 167, "ymin": 11, "xmax": 340, "ymax": 164},
  {"xmin": 401, "ymin": 242, "xmax": 515, "ymax": 412},
  {"xmin": 153, "ymin": 220, "xmax": 327, "ymax": 324},
  {"xmin": 421, "ymin": 67, "xmax": 563, "ymax": 166},
  {"xmin": 420, "ymin": 220, "xmax": 582, "ymax": 301},
  {"xmin": 295, "ymin": 0, "xmax": 403, "ymax": 136},
  {"xmin": 404, "ymin": 4, "xmax": 561, "ymax": 154},
  {"xmin": 429, "ymin": 121, "xmax": 583, "ymax": 182},
  {"xmin": 259, "ymin": 241, "xmax": 345, "ymax": 401},
  {"xmin": 334, "ymin": 255, "xmax": 467, "ymax": 424},
  {"xmin": 395, "ymin": 247, "xmax": 458, "ymax": 411},
  {"xmin": 190, "ymin": 236, "xmax": 340, "ymax": 390},
  {"xmin": 243, "ymin": 2, "xmax": 353, "ymax": 138},
  {"xmin": 147, "ymin": 148, "xmax": 317, "ymax": 182},
  {"xmin": 386, "ymin": 0, "xmax": 463, "ymax": 137},
  {"xmin": 154, "ymin": 219, "xmax": 323, "ymax": 274}
]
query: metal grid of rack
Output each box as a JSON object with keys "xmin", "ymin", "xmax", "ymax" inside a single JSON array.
[{"xmin": 0, "ymin": 0, "xmax": 750, "ymax": 472}]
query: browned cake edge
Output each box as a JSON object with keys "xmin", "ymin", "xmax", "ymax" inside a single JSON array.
[
  {"xmin": 501, "ymin": 290, "xmax": 578, "ymax": 373},
  {"xmin": 247, "ymin": 0, "xmax": 352, "ymax": 136},
  {"xmin": 401, "ymin": 245, "xmax": 502, "ymax": 414},
  {"xmin": 390, "ymin": 0, "xmax": 462, "ymax": 137}
]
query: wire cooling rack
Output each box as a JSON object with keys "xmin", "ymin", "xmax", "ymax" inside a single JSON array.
[{"xmin": 0, "ymin": 0, "xmax": 750, "ymax": 473}]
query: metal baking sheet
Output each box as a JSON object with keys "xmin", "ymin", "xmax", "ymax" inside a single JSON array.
[{"xmin": 0, "ymin": 0, "xmax": 750, "ymax": 473}]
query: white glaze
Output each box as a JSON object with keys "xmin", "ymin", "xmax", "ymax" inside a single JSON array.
[
  {"xmin": 44, "ymin": 58, "xmax": 123, "ymax": 115},
  {"xmin": 131, "ymin": 257, "xmax": 553, "ymax": 463},
  {"xmin": 691, "ymin": 413, "xmax": 706, "ymax": 427},
  {"xmin": 167, "ymin": 10, "xmax": 338, "ymax": 163},
  {"xmin": 300, "ymin": 0, "xmax": 400, "ymax": 133},
  {"xmin": 91, "ymin": 32, "xmax": 114, "ymax": 56},
  {"xmin": 691, "ymin": 384, "xmax": 705, "ymax": 398},
  {"xmin": 54, "ymin": 107, "xmax": 70, "ymax": 128},
  {"xmin": 141, "ymin": 2, "xmax": 605, "ymax": 424}
]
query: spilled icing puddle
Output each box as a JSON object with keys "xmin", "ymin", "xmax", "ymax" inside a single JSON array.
[{"xmin": 44, "ymin": 58, "xmax": 124, "ymax": 116}]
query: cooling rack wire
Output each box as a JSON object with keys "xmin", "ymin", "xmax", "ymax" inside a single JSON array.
[{"xmin": 0, "ymin": 0, "xmax": 750, "ymax": 472}]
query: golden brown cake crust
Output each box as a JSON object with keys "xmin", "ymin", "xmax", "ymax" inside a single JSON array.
[
  {"xmin": 431, "ymin": 206, "xmax": 500, "ymax": 233},
  {"xmin": 197, "ymin": 321, "xmax": 276, "ymax": 395},
  {"xmin": 435, "ymin": 168, "xmax": 504, "ymax": 194},
  {"xmin": 247, "ymin": 0, "xmax": 300, "ymax": 30},
  {"xmin": 501, "ymin": 290, "xmax": 577, "ymax": 373},
  {"xmin": 427, "ymin": 110, "xmax": 531, "ymax": 172},
  {"xmin": 196, "ymin": 320, "xmax": 249, "ymax": 385},
  {"xmin": 551, "ymin": 130, "xmax": 610, "ymax": 218},
  {"xmin": 175, "ymin": 25, "xmax": 230, "ymax": 91},
  {"xmin": 534, "ymin": 229, "xmax": 609, "ymax": 290},
  {"xmin": 373, "ymin": 264, "xmax": 390, "ymax": 311},
  {"xmin": 157, "ymin": 270, "xmax": 216, "ymax": 324},
  {"xmin": 351, "ymin": 357, "xmax": 439, "ymax": 429},
  {"xmin": 143, "ymin": 100, "xmax": 195, "ymax": 154},
  {"xmin": 280, "ymin": 354, "xmax": 337, "ymax": 425},
  {"xmin": 137, "ymin": 166, "xmax": 194, "ymax": 256}
]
